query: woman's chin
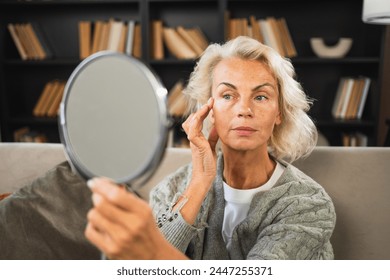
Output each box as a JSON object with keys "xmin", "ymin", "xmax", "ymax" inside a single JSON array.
[{"xmin": 223, "ymin": 140, "xmax": 264, "ymax": 153}]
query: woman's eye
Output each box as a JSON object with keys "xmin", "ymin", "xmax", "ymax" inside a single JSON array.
[
  {"xmin": 255, "ymin": 95, "xmax": 267, "ymax": 101},
  {"xmin": 222, "ymin": 94, "xmax": 232, "ymax": 100}
]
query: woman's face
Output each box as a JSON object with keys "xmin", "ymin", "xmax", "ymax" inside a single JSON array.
[{"xmin": 210, "ymin": 57, "xmax": 281, "ymax": 152}]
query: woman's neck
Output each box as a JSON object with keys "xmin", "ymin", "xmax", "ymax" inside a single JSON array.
[{"xmin": 222, "ymin": 147, "xmax": 276, "ymax": 190}]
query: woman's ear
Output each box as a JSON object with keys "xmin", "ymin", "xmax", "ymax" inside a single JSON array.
[{"xmin": 275, "ymin": 111, "xmax": 282, "ymax": 125}]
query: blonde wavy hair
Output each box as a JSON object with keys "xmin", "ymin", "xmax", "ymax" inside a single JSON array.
[{"xmin": 183, "ymin": 36, "xmax": 317, "ymax": 162}]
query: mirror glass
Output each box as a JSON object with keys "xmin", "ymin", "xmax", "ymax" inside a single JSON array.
[{"xmin": 59, "ymin": 52, "xmax": 169, "ymax": 187}]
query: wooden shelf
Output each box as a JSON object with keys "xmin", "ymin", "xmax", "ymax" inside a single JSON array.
[
  {"xmin": 9, "ymin": 116, "xmax": 59, "ymax": 126},
  {"xmin": 291, "ymin": 57, "xmax": 380, "ymax": 64},
  {"xmin": 315, "ymin": 119, "xmax": 376, "ymax": 128},
  {"xmin": 5, "ymin": 59, "xmax": 81, "ymax": 66},
  {"xmin": 0, "ymin": 0, "xmax": 138, "ymax": 5}
]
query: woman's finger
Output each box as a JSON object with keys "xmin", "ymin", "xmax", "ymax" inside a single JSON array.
[
  {"xmin": 87, "ymin": 177, "xmax": 149, "ymax": 213},
  {"xmin": 182, "ymin": 98, "xmax": 213, "ymax": 131},
  {"xmin": 191, "ymin": 97, "xmax": 213, "ymax": 124},
  {"xmin": 85, "ymin": 213, "xmax": 122, "ymax": 257},
  {"xmin": 182, "ymin": 98, "xmax": 214, "ymax": 146},
  {"xmin": 87, "ymin": 203, "xmax": 139, "ymax": 238},
  {"xmin": 208, "ymin": 126, "xmax": 219, "ymax": 152},
  {"xmin": 89, "ymin": 192, "xmax": 130, "ymax": 226}
]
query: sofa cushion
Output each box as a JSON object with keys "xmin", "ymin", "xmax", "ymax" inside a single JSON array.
[
  {"xmin": 0, "ymin": 161, "xmax": 100, "ymax": 260},
  {"xmin": 0, "ymin": 143, "xmax": 66, "ymax": 194}
]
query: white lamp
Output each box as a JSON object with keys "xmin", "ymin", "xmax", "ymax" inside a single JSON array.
[{"xmin": 363, "ymin": 0, "xmax": 390, "ymax": 24}]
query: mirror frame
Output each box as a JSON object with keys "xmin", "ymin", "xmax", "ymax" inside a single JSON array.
[{"xmin": 59, "ymin": 51, "xmax": 169, "ymax": 187}]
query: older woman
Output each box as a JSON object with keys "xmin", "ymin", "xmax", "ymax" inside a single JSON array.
[{"xmin": 85, "ymin": 36, "xmax": 336, "ymax": 260}]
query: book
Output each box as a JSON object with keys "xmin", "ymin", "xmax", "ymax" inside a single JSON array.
[
  {"xmin": 34, "ymin": 80, "xmax": 61, "ymax": 117},
  {"xmin": 167, "ymin": 80, "xmax": 184, "ymax": 108},
  {"xmin": 228, "ymin": 18, "xmax": 250, "ymax": 39},
  {"xmin": 332, "ymin": 77, "xmax": 371, "ymax": 120},
  {"xmin": 151, "ymin": 20, "xmax": 164, "ymax": 60},
  {"xmin": 350, "ymin": 79, "xmax": 365, "ymax": 119},
  {"xmin": 162, "ymin": 27, "xmax": 197, "ymax": 59},
  {"xmin": 176, "ymin": 26, "xmax": 204, "ymax": 56},
  {"xmin": 132, "ymin": 23, "xmax": 142, "ymax": 58},
  {"xmin": 240, "ymin": 18, "xmax": 250, "ymax": 37},
  {"xmin": 227, "ymin": 18, "xmax": 235, "ymax": 40},
  {"xmin": 350, "ymin": 78, "xmax": 367, "ymax": 119},
  {"xmin": 267, "ymin": 17, "xmax": 285, "ymax": 56},
  {"xmin": 79, "ymin": 21, "xmax": 91, "ymax": 59},
  {"xmin": 338, "ymin": 78, "xmax": 354, "ymax": 119},
  {"xmin": 226, "ymin": 14, "xmax": 296, "ymax": 58},
  {"xmin": 125, "ymin": 20, "xmax": 135, "ymax": 56},
  {"xmin": 7, "ymin": 23, "xmax": 28, "ymax": 60},
  {"xmin": 249, "ymin": 15, "xmax": 264, "ymax": 43},
  {"xmin": 9, "ymin": 22, "xmax": 53, "ymax": 60},
  {"xmin": 332, "ymin": 77, "xmax": 347, "ymax": 119},
  {"xmin": 91, "ymin": 20, "xmax": 104, "ymax": 54},
  {"xmin": 13, "ymin": 127, "xmax": 47, "ymax": 143},
  {"xmin": 188, "ymin": 27, "xmax": 209, "ymax": 50},
  {"xmin": 342, "ymin": 132, "xmax": 368, "ymax": 147},
  {"xmin": 168, "ymin": 80, "xmax": 188, "ymax": 117},
  {"xmin": 98, "ymin": 21, "xmax": 110, "ymax": 51},
  {"xmin": 276, "ymin": 19, "xmax": 290, "ymax": 56},
  {"xmin": 107, "ymin": 19, "xmax": 124, "ymax": 52},
  {"xmin": 258, "ymin": 20, "xmax": 273, "ymax": 51},
  {"xmin": 29, "ymin": 22, "xmax": 53, "ymax": 59},
  {"xmin": 33, "ymin": 81, "xmax": 54, "ymax": 117},
  {"xmin": 47, "ymin": 81, "xmax": 65, "ymax": 117},
  {"xmin": 117, "ymin": 23, "xmax": 128, "ymax": 53},
  {"xmin": 42, "ymin": 80, "xmax": 61, "ymax": 117},
  {"xmin": 150, "ymin": 23, "xmax": 209, "ymax": 60},
  {"xmin": 14, "ymin": 23, "xmax": 37, "ymax": 59},
  {"xmin": 79, "ymin": 19, "xmax": 132, "ymax": 57},
  {"xmin": 344, "ymin": 78, "xmax": 361, "ymax": 119},
  {"xmin": 13, "ymin": 126, "xmax": 30, "ymax": 142},
  {"xmin": 355, "ymin": 132, "xmax": 368, "ymax": 146},
  {"xmin": 278, "ymin": 18, "xmax": 297, "ymax": 57},
  {"xmin": 356, "ymin": 77, "xmax": 371, "ymax": 119}
]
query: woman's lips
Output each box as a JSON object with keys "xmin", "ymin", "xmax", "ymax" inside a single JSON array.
[{"xmin": 233, "ymin": 126, "xmax": 257, "ymax": 136}]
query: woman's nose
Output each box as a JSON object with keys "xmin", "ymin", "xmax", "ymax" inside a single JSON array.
[{"xmin": 237, "ymin": 101, "xmax": 254, "ymax": 118}]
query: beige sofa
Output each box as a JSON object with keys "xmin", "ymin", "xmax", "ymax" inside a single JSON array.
[{"xmin": 0, "ymin": 142, "xmax": 389, "ymax": 260}]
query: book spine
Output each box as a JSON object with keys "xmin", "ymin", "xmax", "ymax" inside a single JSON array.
[
  {"xmin": 132, "ymin": 23, "xmax": 142, "ymax": 58},
  {"xmin": 29, "ymin": 22, "xmax": 53, "ymax": 59},
  {"xmin": 125, "ymin": 20, "xmax": 135, "ymax": 56},
  {"xmin": 151, "ymin": 20, "xmax": 164, "ymax": 60},
  {"xmin": 7, "ymin": 23, "xmax": 28, "ymax": 60},
  {"xmin": 79, "ymin": 21, "xmax": 91, "ymax": 59},
  {"xmin": 356, "ymin": 77, "xmax": 371, "ymax": 119}
]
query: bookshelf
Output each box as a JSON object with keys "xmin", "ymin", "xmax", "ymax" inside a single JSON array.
[{"xmin": 0, "ymin": 0, "xmax": 387, "ymax": 147}]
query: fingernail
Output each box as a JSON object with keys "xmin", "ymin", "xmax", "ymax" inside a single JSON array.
[{"xmin": 87, "ymin": 179, "xmax": 95, "ymax": 189}]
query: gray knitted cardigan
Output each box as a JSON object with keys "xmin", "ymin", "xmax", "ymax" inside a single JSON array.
[{"xmin": 150, "ymin": 154, "xmax": 336, "ymax": 260}]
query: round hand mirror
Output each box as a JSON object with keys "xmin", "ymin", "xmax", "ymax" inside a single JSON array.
[{"xmin": 59, "ymin": 51, "xmax": 169, "ymax": 189}]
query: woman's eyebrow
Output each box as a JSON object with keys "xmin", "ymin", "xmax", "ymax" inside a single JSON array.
[
  {"xmin": 218, "ymin": 82, "xmax": 236, "ymax": 89},
  {"xmin": 252, "ymin": 83, "xmax": 275, "ymax": 92},
  {"xmin": 217, "ymin": 82, "xmax": 276, "ymax": 91}
]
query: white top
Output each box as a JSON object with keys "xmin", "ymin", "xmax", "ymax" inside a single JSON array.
[{"xmin": 222, "ymin": 161, "xmax": 285, "ymax": 251}]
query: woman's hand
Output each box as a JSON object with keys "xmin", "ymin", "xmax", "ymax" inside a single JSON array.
[
  {"xmin": 182, "ymin": 97, "xmax": 219, "ymax": 187},
  {"xmin": 85, "ymin": 177, "xmax": 187, "ymax": 260},
  {"xmin": 178, "ymin": 98, "xmax": 219, "ymax": 224}
]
